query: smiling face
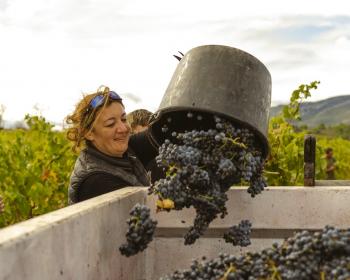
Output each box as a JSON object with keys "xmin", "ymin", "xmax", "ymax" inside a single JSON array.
[{"xmin": 85, "ymin": 102, "xmax": 131, "ymax": 157}]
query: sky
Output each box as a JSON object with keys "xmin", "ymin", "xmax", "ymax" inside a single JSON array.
[{"xmin": 1, "ymin": 0, "xmax": 350, "ymax": 126}]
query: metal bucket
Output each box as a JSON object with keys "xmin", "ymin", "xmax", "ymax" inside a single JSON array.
[{"xmin": 149, "ymin": 45, "xmax": 271, "ymax": 158}]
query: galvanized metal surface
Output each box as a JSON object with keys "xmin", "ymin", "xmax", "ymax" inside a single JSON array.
[
  {"xmin": 1, "ymin": 186, "xmax": 350, "ymax": 280},
  {"xmin": 150, "ymin": 45, "xmax": 272, "ymax": 158}
]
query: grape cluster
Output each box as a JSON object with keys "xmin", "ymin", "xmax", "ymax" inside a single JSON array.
[
  {"xmin": 149, "ymin": 113, "xmax": 267, "ymax": 245},
  {"xmin": 119, "ymin": 203, "xmax": 157, "ymax": 257},
  {"xmin": 223, "ymin": 220, "xmax": 252, "ymax": 247},
  {"xmin": 160, "ymin": 226, "xmax": 350, "ymax": 280}
]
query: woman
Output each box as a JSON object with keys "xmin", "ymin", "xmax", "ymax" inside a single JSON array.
[{"xmin": 66, "ymin": 86, "xmax": 158, "ymax": 204}]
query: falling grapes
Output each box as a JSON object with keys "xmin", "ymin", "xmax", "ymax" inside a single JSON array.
[
  {"xmin": 119, "ymin": 203, "xmax": 157, "ymax": 257},
  {"xmin": 160, "ymin": 226, "xmax": 350, "ymax": 280},
  {"xmin": 148, "ymin": 112, "xmax": 267, "ymax": 245},
  {"xmin": 121, "ymin": 112, "xmax": 267, "ymax": 256},
  {"xmin": 223, "ymin": 220, "xmax": 252, "ymax": 247}
]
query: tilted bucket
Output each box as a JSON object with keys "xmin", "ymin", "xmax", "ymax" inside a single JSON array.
[{"xmin": 149, "ymin": 45, "xmax": 272, "ymax": 158}]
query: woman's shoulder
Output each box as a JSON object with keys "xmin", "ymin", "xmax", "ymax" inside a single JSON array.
[
  {"xmin": 77, "ymin": 172, "xmax": 128, "ymax": 202},
  {"xmin": 83, "ymin": 172, "xmax": 127, "ymax": 186}
]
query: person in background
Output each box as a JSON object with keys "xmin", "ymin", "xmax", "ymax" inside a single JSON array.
[
  {"xmin": 127, "ymin": 109, "xmax": 152, "ymax": 134},
  {"xmin": 0, "ymin": 196, "xmax": 4, "ymax": 214},
  {"xmin": 66, "ymin": 86, "xmax": 158, "ymax": 204},
  {"xmin": 325, "ymin": 147, "xmax": 336, "ymax": 180},
  {"xmin": 127, "ymin": 109, "xmax": 165, "ymax": 183}
]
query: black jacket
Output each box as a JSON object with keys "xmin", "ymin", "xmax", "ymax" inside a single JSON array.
[{"xmin": 68, "ymin": 131, "xmax": 157, "ymax": 204}]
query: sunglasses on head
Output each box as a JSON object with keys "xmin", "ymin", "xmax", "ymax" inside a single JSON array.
[
  {"xmin": 89, "ymin": 91, "xmax": 122, "ymax": 109},
  {"xmin": 84, "ymin": 91, "xmax": 123, "ymax": 129}
]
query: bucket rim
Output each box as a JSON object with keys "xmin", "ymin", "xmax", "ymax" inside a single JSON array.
[{"xmin": 149, "ymin": 106, "xmax": 270, "ymax": 160}]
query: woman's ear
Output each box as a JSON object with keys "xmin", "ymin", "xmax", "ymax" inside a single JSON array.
[{"xmin": 85, "ymin": 130, "xmax": 94, "ymax": 141}]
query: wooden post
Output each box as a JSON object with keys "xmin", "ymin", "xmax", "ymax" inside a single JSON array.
[{"xmin": 304, "ymin": 135, "xmax": 316, "ymax": 186}]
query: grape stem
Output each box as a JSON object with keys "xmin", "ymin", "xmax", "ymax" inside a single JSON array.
[
  {"xmin": 263, "ymin": 170, "xmax": 280, "ymax": 175},
  {"xmin": 197, "ymin": 194, "xmax": 214, "ymax": 201},
  {"xmin": 130, "ymin": 216, "xmax": 141, "ymax": 229},
  {"xmin": 166, "ymin": 164, "xmax": 178, "ymax": 177},
  {"xmin": 220, "ymin": 263, "xmax": 236, "ymax": 280},
  {"xmin": 269, "ymin": 260, "xmax": 282, "ymax": 280},
  {"xmin": 221, "ymin": 137, "xmax": 247, "ymax": 150}
]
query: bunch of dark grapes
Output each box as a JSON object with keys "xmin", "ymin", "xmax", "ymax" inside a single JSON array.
[
  {"xmin": 160, "ymin": 226, "xmax": 350, "ymax": 280},
  {"xmin": 223, "ymin": 220, "xmax": 252, "ymax": 247},
  {"xmin": 149, "ymin": 113, "xmax": 266, "ymax": 244},
  {"xmin": 119, "ymin": 203, "xmax": 157, "ymax": 257}
]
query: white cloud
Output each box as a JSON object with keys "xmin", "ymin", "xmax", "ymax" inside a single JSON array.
[{"xmin": 0, "ymin": 0, "xmax": 350, "ymax": 123}]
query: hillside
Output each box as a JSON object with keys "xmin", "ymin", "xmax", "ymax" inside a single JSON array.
[
  {"xmin": 270, "ymin": 95, "xmax": 350, "ymax": 127},
  {"xmin": 2, "ymin": 95, "xmax": 350, "ymax": 129}
]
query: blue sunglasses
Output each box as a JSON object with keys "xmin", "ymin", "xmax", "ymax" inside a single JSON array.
[
  {"xmin": 84, "ymin": 91, "xmax": 123, "ymax": 128},
  {"xmin": 89, "ymin": 91, "xmax": 122, "ymax": 109}
]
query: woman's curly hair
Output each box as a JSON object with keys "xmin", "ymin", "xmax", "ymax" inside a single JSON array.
[{"xmin": 65, "ymin": 86, "xmax": 124, "ymax": 152}]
